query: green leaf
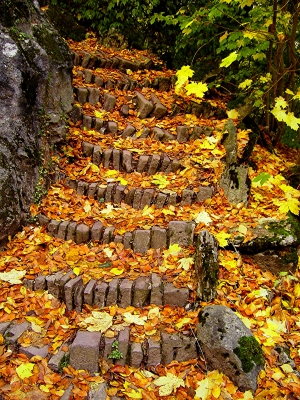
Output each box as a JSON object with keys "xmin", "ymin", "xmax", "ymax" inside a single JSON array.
[
  {"xmin": 220, "ymin": 51, "xmax": 238, "ymax": 68},
  {"xmin": 252, "ymin": 172, "xmax": 271, "ymax": 186}
]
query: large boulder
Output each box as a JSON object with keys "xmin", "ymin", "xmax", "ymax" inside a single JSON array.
[
  {"xmin": 197, "ymin": 305, "xmax": 264, "ymax": 393},
  {"xmin": 0, "ymin": 0, "xmax": 73, "ymax": 247}
]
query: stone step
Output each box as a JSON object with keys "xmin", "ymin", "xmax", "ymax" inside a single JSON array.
[
  {"xmin": 73, "ymin": 66, "xmax": 174, "ymax": 92},
  {"xmin": 23, "ymin": 271, "xmax": 191, "ymax": 311},
  {"xmin": 70, "ymin": 106, "xmax": 214, "ymax": 143},
  {"xmin": 73, "ymin": 85, "xmax": 227, "ymax": 120},
  {"xmin": 57, "ymin": 173, "xmax": 214, "ymax": 208},
  {"xmin": 38, "ymin": 217, "xmax": 196, "ymax": 254}
]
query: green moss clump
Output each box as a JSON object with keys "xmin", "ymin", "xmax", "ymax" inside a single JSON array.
[{"xmin": 233, "ymin": 336, "xmax": 264, "ymax": 373}]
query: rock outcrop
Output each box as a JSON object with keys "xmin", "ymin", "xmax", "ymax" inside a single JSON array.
[{"xmin": 0, "ymin": 0, "xmax": 73, "ymax": 247}]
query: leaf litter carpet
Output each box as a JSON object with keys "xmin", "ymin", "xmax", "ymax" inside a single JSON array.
[{"xmin": 0, "ymin": 36, "xmax": 300, "ymax": 399}]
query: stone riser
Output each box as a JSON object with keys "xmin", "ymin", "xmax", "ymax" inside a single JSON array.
[
  {"xmin": 71, "ymin": 107, "xmax": 213, "ymax": 143},
  {"xmin": 75, "ymin": 68, "xmax": 173, "ymax": 92},
  {"xmin": 72, "ymin": 50, "xmax": 156, "ymax": 72},
  {"xmin": 38, "ymin": 217, "xmax": 196, "ymax": 254},
  {"xmin": 57, "ymin": 173, "xmax": 214, "ymax": 209},
  {"xmin": 80, "ymin": 140, "xmax": 183, "ymax": 174},
  {"xmin": 23, "ymin": 271, "xmax": 190, "ymax": 312}
]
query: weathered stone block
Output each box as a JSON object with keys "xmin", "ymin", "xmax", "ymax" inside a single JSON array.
[
  {"xmin": 124, "ymin": 189, "xmax": 135, "ymax": 206},
  {"xmin": 168, "ymin": 221, "xmax": 195, "ymax": 247},
  {"xmin": 116, "ymin": 327, "xmax": 130, "ymax": 365},
  {"xmin": 103, "ymin": 149, "xmax": 113, "ymax": 168},
  {"xmin": 122, "ymin": 124, "xmax": 136, "ymax": 138},
  {"xmin": 122, "ymin": 150, "xmax": 132, "ymax": 172},
  {"xmin": 88, "ymin": 88, "xmax": 100, "ymax": 105},
  {"xmin": 136, "ymin": 155, "xmax": 149, "ymax": 173},
  {"xmin": 161, "ymin": 333, "xmax": 182, "ymax": 364},
  {"xmin": 94, "ymin": 282, "xmax": 108, "ymax": 307},
  {"xmin": 150, "ymin": 94, "xmax": 167, "ymax": 119},
  {"xmin": 46, "ymin": 272, "xmax": 64, "ymax": 298},
  {"xmin": 181, "ymin": 189, "xmax": 194, "ymax": 206},
  {"xmin": 102, "ymin": 226, "xmax": 115, "ymax": 244},
  {"xmin": 94, "ymin": 118, "xmax": 104, "ymax": 131},
  {"xmin": 82, "ymin": 141, "xmax": 94, "ymax": 157},
  {"xmin": 150, "ymin": 273, "xmax": 163, "ymax": 306},
  {"xmin": 81, "ymin": 52, "xmax": 91, "ymax": 68},
  {"xmin": 83, "ymin": 69, "xmax": 93, "ymax": 83},
  {"xmin": 140, "ymin": 189, "xmax": 155, "ymax": 209},
  {"xmin": 48, "ymin": 219, "xmax": 60, "ymax": 237},
  {"xmin": 84, "ymin": 279, "xmax": 97, "ymax": 305},
  {"xmin": 82, "ymin": 114, "xmax": 93, "ymax": 129},
  {"xmin": 176, "ymin": 336, "xmax": 198, "ymax": 362},
  {"xmin": 64, "ymin": 276, "xmax": 83, "ymax": 311},
  {"xmin": 163, "ymin": 282, "xmax": 189, "ymax": 307},
  {"xmin": 148, "ymin": 154, "xmax": 161, "ymax": 175},
  {"xmin": 196, "ymin": 186, "xmax": 214, "ymax": 202},
  {"xmin": 161, "ymin": 154, "xmax": 171, "ymax": 171},
  {"xmin": 147, "ymin": 339, "xmax": 161, "ymax": 367},
  {"xmin": 107, "ymin": 121, "xmax": 118, "ymax": 134},
  {"xmin": 20, "ymin": 345, "xmax": 48, "ymax": 359},
  {"xmin": 66, "ymin": 221, "xmax": 77, "ymax": 242},
  {"xmin": 88, "ymin": 182, "xmax": 98, "ymax": 199},
  {"xmin": 91, "ymin": 221, "xmax": 104, "ymax": 242},
  {"xmin": 132, "ymin": 276, "xmax": 150, "ymax": 307},
  {"xmin": 77, "ymin": 181, "xmax": 89, "ymax": 196},
  {"xmin": 0, "ymin": 322, "xmax": 11, "ymax": 335},
  {"xmin": 133, "ymin": 230, "xmax": 150, "ymax": 254},
  {"xmin": 48, "ymin": 347, "xmax": 68, "ymax": 372},
  {"xmin": 114, "ymin": 185, "xmax": 125, "ymax": 204},
  {"xmin": 176, "ymin": 126, "xmax": 190, "ymax": 143},
  {"xmin": 88, "ymin": 382, "xmax": 107, "ymax": 400},
  {"xmin": 70, "ymin": 330, "xmax": 101, "ymax": 373},
  {"xmin": 6, "ymin": 322, "xmax": 30, "ymax": 345},
  {"xmin": 112, "ymin": 149, "xmax": 121, "ymax": 170},
  {"xmin": 106, "ymin": 279, "xmax": 119, "ymax": 306},
  {"xmin": 105, "ymin": 182, "xmax": 116, "ymax": 202},
  {"xmin": 154, "ymin": 192, "xmax": 167, "ymax": 208},
  {"xmin": 92, "ymin": 145, "xmax": 102, "ymax": 165},
  {"xmin": 119, "ymin": 279, "xmax": 133, "ymax": 307},
  {"xmin": 75, "ymin": 223, "xmax": 90, "ymax": 244},
  {"xmin": 77, "ymin": 87, "xmax": 88, "ymax": 104},
  {"xmin": 135, "ymin": 91, "xmax": 153, "ymax": 118},
  {"xmin": 123, "ymin": 232, "xmax": 133, "ymax": 249},
  {"xmin": 34, "ymin": 275, "xmax": 46, "ymax": 291},
  {"xmin": 94, "ymin": 76, "xmax": 104, "ymax": 87},
  {"xmin": 74, "ymin": 283, "xmax": 84, "ymax": 312},
  {"xmin": 130, "ymin": 342, "xmax": 144, "ymax": 368},
  {"xmin": 132, "ymin": 189, "xmax": 143, "ymax": 209},
  {"xmin": 103, "ymin": 93, "xmax": 116, "ymax": 111},
  {"xmin": 151, "ymin": 227, "xmax": 167, "ymax": 249}
]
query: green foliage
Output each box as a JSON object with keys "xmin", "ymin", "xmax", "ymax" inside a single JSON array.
[
  {"xmin": 252, "ymin": 173, "xmax": 271, "ymax": 186},
  {"xmin": 108, "ymin": 340, "xmax": 123, "ymax": 360}
]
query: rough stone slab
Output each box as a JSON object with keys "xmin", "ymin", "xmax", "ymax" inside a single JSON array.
[
  {"xmin": 135, "ymin": 91, "xmax": 153, "ymax": 118},
  {"xmin": 48, "ymin": 347, "xmax": 68, "ymax": 372},
  {"xmin": 48, "ymin": 219, "xmax": 60, "ymax": 237},
  {"xmin": 133, "ymin": 230, "xmax": 150, "ymax": 254},
  {"xmin": 66, "ymin": 221, "xmax": 77, "ymax": 242},
  {"xmin": 132, "ymin": 276, "xmax": 150, "ymax": 307},
  {"xmin": 83, "ymin": 69, "xmax": 93, "ymax": 83},
  {"xmin": 150, "ymin": 94, "xmax": 167, "ymax": 119},
  {"xmin": 181, "ymin": 189, "xmax": 194, "ymax": 206},
  {"xmin": 84, "ymin": 279, "xmax": 97, "ymax": 305},
  {"xmin": 77, "ymin": 87, "xmax": 88, "ymax": 104},
  {"xmin": 37, "ymin": 214, "xmax": 49, "ymax": 226},
  {"xmin": 122, "ymin": 124, "xmax": 135, "ymax": 138},
  {"xmin": 0, "ymin": 322, "xmax": 11, "ymax": 335},
  {"xmin": 102, "ymin": 337, "xmax": 115, "ymax": 361},
  {"xmin": 88, "ymin": 382, "xmax": 107, "ymax": 400},
  {"xmin": 56, "ymin": 220, "xmax": 69, "ymax": 240},
  {"xmin": 75, "ymin": 223, "xmax": 90, "ymax": 244},
  {"xmin": 87, "ymin": 56, "xmax": 98, "ymax": 69},
  {"xmin": 165, "ymin": 158, "xmax": 181, "ymax": 174},
  {"xmin": 106, "ymin": 279, "xmax": 119, "ymax": 306},
  {"xmin": 20, "ymin": 345, "xmax": 49, "ymax": 359},
  {"xmin": 94, "ymin": 118, "xmax": 104, "ymax": 131},
  {"xmin": 73, "ymin": 52, "xmax": 81, "ymax": 65},
  {"xmin": 88, "ymin": 182, "xmax": 98, "ymax": 199},
  {"xmin": 59, "ymin": 272, "xmax": 74, "ymax": 299},
  {"xmin": 23, "ymin": 278, "xmax": 34, "ymax": 290},
  {"xmin": 103, "ymin": 93, "xmax": 116, "ymax": 111},
  {"xmin": 120, "ymin": 104, "xmax": 129, "ymax": 117},
  {"xmin": 94, "ymin": 282, "xmax": 108, "ymax": 308},
  {"xmin": 147, "ymin": 154, "xmax": 161, "ymax": 175},
  {"xmin": 91, "ymin": 221, "xmax": 104, "ymax": 242},
  {"xmin": 97, "ymin": 186, "xmax": 106, "ymax": 202},
  {"xmin": 147, "ymin": 339, "xmax": 161, "ymax": 367},
  {"xmin": 136, "ymin": 155, "xmax": 149, "ymax": 173},
  {"xmin": 74, "ymin": 283, "xmax": 85, "ymax": 312},
  {"xmin": 65, "ymin": 178, "xmax": 77, "ymax": 191},
  {"xmin": 64, "ymin": 276, "xmax": 83, "ymax": 311},
  {"xmin": 94, "ymin": 76, "xmax": 104, "ymax": 87},
  {"xmin": 150, "ymin": 273, "xmax": 163, "ymax": 306},
  {"xmin": 123, "ymin": 232, "xmax": 133, "ymax": 249},
  {"xmin": 124, "ymin": 188, "xmax": 135, "ymax": 206},
  {"xmin": 70, "ymin": 331, "xmax": 101, "ymax": 373},
  {"xmin": 102, "ymin": 226, "xmax": 115, "ymax": 244},
  {"xmin": 154, "ymin": 192, "xmax": 167, "ymax": 208},
  {"xmin": 112, "ymin": 149, "xmax": 121, "ymax": 170},
  {"xmin": 168, "ymin": 221, "xmax": 195, "ymax": 247},
  {"xmin": 196, "ymin": 186, "xmax": 214, "ymax": 202},
  {"xmin": 107, "ymin": 121, "xmax": 118, "ymax": 134},
  {"xmin": 122, "ymin": 150, "xmax": 132, "ymax": 172},
  {"xmin": 46, "ymin": 272, "xmax": 64, "ymax": 298},
  {"xmin": 152, "ymin": 127, "xmax": 165, "ymax": 141},
  {"xmin": 140, "ymin": 189, "xmax": 155, "ymax": 209},
  {"xmin": 34, "ymin": 275, "xmax": 46, "ymax": 291},
  {"xmin": 161, "ymin": 154, "xmax": 171, "ymax": 171},
  {"xmin": 82, "ymin": 141, "xmax": 94, "ymax": 157},
  {"xmin": 114, "ymin": 185, "xmax": 125, "ymax": 204},
  {"xmin": 132, "ymin": 189, "xmax": 143, "ymax": 209},
  {"xmin": 6, "ymin": 322, "xmax": 30, "ymax": 345},
  {"xmin": 164, "ymin": 282, "xmax": 189, "ymax": 307},
  {"xmin": 119, "ymin": 279, "xmax": 133, "ymax": 308},
  {"xmin": 151, "ymin": 226, "xmax": 167, "ymax": 249},
  {"xmin": 81, "ymin": 52, "xmax": 91, "ymax": 68},
  {"xmin": 176, "ymin": 336, "xmax": 198, "ymax": 362},
  {"xmin": 82, "ymin": 114, "xmax": 93, "ymax": 129},
  {"xmin": 103, "ymin": 149, "xmax": 113, "ymax": 168},
  {"xmin": 161, "ymin": 333, "xmax": 182, "ymax": 364},
  {"xmin": 117, "ymin": 327, "xmax": 130, "ymax": 365},
  {"xmin": 77, "ymin": 181, "xmax": 89, "ymax": 196},
  {"xmin": 88, "ymin": 87, "xmax": 100, "ymax": 104},
  {"xmin": 92, "ymin": 145, "xmax": 102, "ymax": 166},
  {"xmin": 130, "ymin": 342, "xmax": 144, "ymax": 368},
  {"xmin": 105, "ymin": 183, "xmax": 116, "ymax": 202},
  {"xmin": 60, "ymin": 384, "xmax": 74, "ymax": 400},
  {"xmin": 114, "ymin": 235, "xmax": 123, "ymax": 244},
  {"xmin": 176, "ymin": 126, "xmax": 190, "ymax": 143}
]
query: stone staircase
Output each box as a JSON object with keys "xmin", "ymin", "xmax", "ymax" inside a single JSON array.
[{"xmin": 15, "ymin": 38, "xmax": 231, "ymax": 398}]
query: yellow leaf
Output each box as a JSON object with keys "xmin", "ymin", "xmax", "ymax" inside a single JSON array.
[
  {"xmin": 123, "ymin": 382, "xmax": 142, "ymax": 398},
  {"xmin": 91, "ymin": 164, "xmax": 100, "ymax": 173},
  {"xmin": 168, "ymin": 243, "xmax": 182, "ymax": 256},
  {"xmin": 238, "ymin": 224, "xmax": 247, "ymax": 234},
  {"xmin": 40, "ymin": 385, "xmax": 50, "ymax": 393},
  {"xmin": 105, "ymin": 169, "xmax": 118, "ymax": 177},
  {"xmin": 241, "ymin": 391, "xmax": 254, "ymax": 400},
  {"xmin": 123, "ymin": 312, "xmax": 147, "ymax": 325},
  {"xmin": 212, "ymin": 386, "xmax": 221, "ymax": 398},
  {"xmin": 83, "ymin": 200, "xmax": 91, "ymax": 213},
  {"xmin": 154, "ymin": 372, "xmax": 185, "ymax": 396},
  {"xmin": 20, "ymin": 286, "xmax": 27, "ymax": 296},
  {"xmin": 151, "ymin": 174, "xmax": 169, "ymax": 189},
  {"xmin": 219, "ymin": 31, "xmax": 228, "ymax": 42},
  {"xmin": 81, "ymin": 311, "xmax": 113, "ymax": 332},
  {"xmin": 175, "ymin": 317, "xmax": 191, "ymax": 329},
  {"xmin": 227, "ymin": 109, "xmax": 240, "ymax": 119},
  {"xmin": 215, "ymin": 231, "xmax": 231, "ymax": 247},
  {"xmin": 110, "ymin": 268, "xmax": 124, "ymax": 276},
  {"xmin": 94, "ymin": 110, "xmax": 106, "ymax": 119},
  {"xmin": 178, "ymin": 257, "xmax": 194, "ymax": 271},
  {"xmin": 194, "ymin": 210, "xmax": 212, "ymax": 225},
  {"xmin": 272, "ymin": 370, "xmax": 285, "ymax": 381},
  {"xmin": 162, "ymin": 208, "xmax": 175, "ymax": 216},
  {"xmin": 195, "ymin": 378, "xmax": 211, "ymax": 399},
  {"xmin": 0, "ymin": 269, "xmax": 26, "ymax": 284},
  {"xmin": 294, "ymin": 283, "xmax": 300, "ymax": 298},
  {"xmin": 73, "ymin": 267, "xmax": 80, "ymax": 276},
  {"xmin": 185, "ymin": 81, "xmax": 208, "ymax": 98},
  {"xmin": 117, "ymin": 177, "xmax": 128, "ymax": 186},
  {"xmin": 281, "ymin": 363, "xmax": 294, "ymax": 373},
  {"xmin": 16, "ymin": 362, "xmax": 35, "ymax": 379},
  {"xmin": 103, "ymin": 247, "xmax": 114, "ymax": 258}
]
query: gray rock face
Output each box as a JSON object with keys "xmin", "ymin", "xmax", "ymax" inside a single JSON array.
[
  {"xmin": 0, "ymin": 0, "xmax": 73, "ymax": 247},
  {"xmin": 197, "ymin": 305, "xmax": 264, "ymax": 393}
]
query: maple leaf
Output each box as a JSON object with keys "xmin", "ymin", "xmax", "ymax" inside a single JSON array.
[
  {"xmin": 81, "ymin": 311, "xmax": 113, "ymax": 332},
  {"xmin": 83, "ymin": 200, "xmax": 91, "ymax": 213},
  {"xmin": 0, "ymin": 269, "xmax": 26, "ymax": 284},
  {"xmin": 273, "ymin": 197, "xmax": 300, "ymax": 215},
  {"xmin": 151, "ymin": 174, "xmax": 168, "ymax": 189},
  {"xmin": 178, "ymin": 257, "xmax": 194, "ymax": 271},
  {"xmin": 252, "ymin": 172, "xmax": 271, "ymax": 186},
  {"xmin": 220, "ymin": 51, "xmax": 238, "ymax": 68},
  {"xmin": 166, "ymin": 243, "xmax": 182, "ymax": 256},
  {"xmin": 227, "ymin": 109, "xmax": 240, "ymax": 119},
  {"xmin": 185, "ymin": 81, "xmax": 208, "ymax": 98},
  {"xmin": 238, "ymin": 79, "xmax": 253, "ymax": 89},
  {"xmin": 285, "ymin": 112, "xmax": 300, "ymax": 130},
  {"xmin": 123, "ymin": 312, "xmax": 147, "ymax": 325},
  {"xmin": 274, "ymin": 96, "xmax": 288, "ymax": 109},
  {"xmin": 100, "ymin": 203, "xmax": 116, "ymax": 217},
  {"xmin": 16, "ymin": 362, "xmax": 35, "ymax": 379},
  {"xmin": 271, "ymin": 107, "xmax": 287, "ymax": 122},
  {"xmin": 153, "ymin": 372, "xmax": 185, "ymax": 396},
  {"xmin": 215, "ymin": 231, "xmax": 230, "ymax": 247},
  {"xmin": 175, "ymin": 65, "xmax": 194, "ymax": 92},
  {"xmin": 194, "ymin": 210, "xmax": 212, "ymax": 225}
]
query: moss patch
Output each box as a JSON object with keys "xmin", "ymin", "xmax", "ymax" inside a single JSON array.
[{"xmin": 233, "ymin": 336, "xmax": 264, "ymax": 373}]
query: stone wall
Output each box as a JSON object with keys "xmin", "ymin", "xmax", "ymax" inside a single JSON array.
[{"xmin": 0, "ymin": 0, "xmax": 73, "ymax": 247}]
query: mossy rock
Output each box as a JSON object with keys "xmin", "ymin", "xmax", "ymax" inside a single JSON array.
[{"xmin": 233, "ymin": 336, "xmax": 264, "ymax": 373}]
